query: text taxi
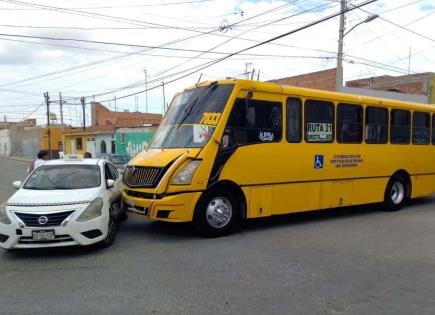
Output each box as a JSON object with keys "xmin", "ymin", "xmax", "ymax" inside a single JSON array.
[{"xmin": 0, "ymin": 155, "xmax": 124, "ymax": 250}]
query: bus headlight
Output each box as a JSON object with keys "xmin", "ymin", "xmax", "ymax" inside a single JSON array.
[
  {"xmin": 0, "ymin": 204, "xmax": 11, "ymax": 225},
  {"xmin": 172, "ymin": 160, "xmax": 201, "ymax": 185},
  {"xmin": 77, "ymin": 198, "xmax": 103, "ymax": 222}
]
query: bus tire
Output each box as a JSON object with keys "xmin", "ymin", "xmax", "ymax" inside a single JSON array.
[
  {"xmin": 193, "ymin": 188, "xmax": 239, "ymax": 238},
  {"xmin": 383, "ymin": 175, "xmax": 407, "ymax": 211}
]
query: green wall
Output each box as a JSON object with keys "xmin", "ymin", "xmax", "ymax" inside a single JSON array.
[{"xmin": 116, "ymin": 127, "xmax": 155, "ymax": 158}]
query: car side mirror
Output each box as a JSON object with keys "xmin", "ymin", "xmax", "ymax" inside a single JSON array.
[
  {"xmin": 12, "ymin": 181, "xmax": 22, "ymax": 189},
  {"xmin": 106, "ymin": 179, "xmax": 115, "ymax": 189}
]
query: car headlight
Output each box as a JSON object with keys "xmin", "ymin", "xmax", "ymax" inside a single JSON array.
[
  {"xmin": 0, "ymin": 204, "xmax": 11, "ymax": 225},
  {"xmin": 171, "ymin": 160, "xmax": 201, "ymax": 185},
  {"xmin": 77, "ymin": 198, "xmax": 103, "ymax": 222}
]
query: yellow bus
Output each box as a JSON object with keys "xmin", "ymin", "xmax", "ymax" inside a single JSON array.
[{"xmin": 122, "ymin": 79, "xmax": 435, "ymax": 237}]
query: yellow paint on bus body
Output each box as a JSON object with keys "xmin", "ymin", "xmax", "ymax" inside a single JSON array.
[{"xmin": 122, "ymin": 79, "xmax": 435, "ymax": 223}]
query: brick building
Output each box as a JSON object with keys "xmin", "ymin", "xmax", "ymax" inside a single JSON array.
[
  {"xmin": 91, "ymin": 102, "xmax": 162, "ymax": 127},
  {"xmin": 271, "ymin": 68, "xmax": 337, "ymax": 91},
  {"xmin": 270, "ymin": 68, "xmax": 434, "ymax": 104},
  {"xmin": 346, "ymin": 72, "xmax": 435, "ymax": 104}
]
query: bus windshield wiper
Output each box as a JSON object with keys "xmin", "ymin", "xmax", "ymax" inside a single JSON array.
[{"xmin": 176, "ymin": 82, "xmax": 218, "ymax": 129}]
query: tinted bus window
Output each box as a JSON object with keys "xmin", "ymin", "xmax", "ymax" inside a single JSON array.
[
  {"xmin": 365, "ymin": 107, "xmax": 388, "ymax": 144},
  {"xmin": 337, "ymin": 104, "xmax": 363, "ymax": 143},
  {"xmin": 390, "ymin": 109, "xmax": 410, "ymax": 144},
  {"xmin": 433, "ymin": 115, "xmax": 435, "ymax": 145},
  {"xmin": 304, "ymin": 100, "xmax": 334, "ymax": 143},
  {"xmin": 412, "ymin": 112, "xmax": 430, "ymax": 145},
  {"xmin": 286, "ymin": 97, "xmax": 302, "ymax": 143},
  {"xmin": 225, "ymin": 98, "xmax": 282, "ymax": 147}
]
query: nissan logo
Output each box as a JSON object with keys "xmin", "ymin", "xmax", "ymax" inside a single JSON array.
[{"xmin": 38, "ymin": 216, "xmax": 48, "ymax": 225}]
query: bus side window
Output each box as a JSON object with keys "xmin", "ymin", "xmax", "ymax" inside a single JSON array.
[
  {"xmin": 390, "ymin": 109, "xmax": 411, "ymax": 144},
  {"xmin": 412, "ymin": 112, "xmax": 430, "ymax": 145},
  {"xmin": 304, "ymin": 99, "xmax": 334, "ymax": 143},
  {"xmin": 365, "ymin": 106, "xmax": 388, "ymax": 144},
  {"xmin": 432, "ymin": 114, "xmax": 435, "ymax": 145},
  {"xmin": 286, "ymin": 97, "xmax": 302, "ymax": 143},
  {"xmin": 225, "ymin": 98, "xmax": 282, "ymax": 147},
  {"xmin": 337, "ymin": 103, "xmax": 363, "ymax": 143}
]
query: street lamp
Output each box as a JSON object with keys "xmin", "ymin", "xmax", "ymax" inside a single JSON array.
[{"xmin": 335, "ymin": 9, "xmax": 379, "ymax": 91}]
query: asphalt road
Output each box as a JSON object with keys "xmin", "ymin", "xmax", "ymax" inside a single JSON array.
[{"xmin": 1, "ymin": 157, "xmax": 435, "ymax": 314}]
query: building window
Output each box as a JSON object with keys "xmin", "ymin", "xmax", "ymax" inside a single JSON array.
[
  {"xmin": 365, "ymin": 106, "xmax": 388, "ymax": 144},
  {"xmin": 101, "ymin": 140, "xmax": 107, "ymax": 154},
  {"xmin": 57, "ymin": 141, "xmax": 63, "ymax": 150},
  {"xmin": 225, "ymin": 98, "xmax": 282, "ymax": 147},
  {"xmin": 412, "ymin": 112, "xmax": 430, "ymax": 145},
  {"xmin": 337, "ymin": 103, "xmax": 363, "ymax": 143},
  {"xmin": 121, "ymin": 133, "xmax": 126, "ymax": 144},
  {"xmin": 76, "ymin": 138, "xmax": 83, "ymax": 150},
  {"xmin": 432, "ymin": 114, "xmax": 435, "ymax": 145},
  {"xmin": 390, "ymin": 109, "xmax": 410, "ymax": 144},
  {"xmin": 286, "ymin": 97, "xmax": 302, "ymax": 143},
  {"xmin": 304, "ymin": 99, "xmax": 334, "ymax": 143},
  {"xmin": 111, "ymin": 140, "xmax": 116, "ymax": 154}
]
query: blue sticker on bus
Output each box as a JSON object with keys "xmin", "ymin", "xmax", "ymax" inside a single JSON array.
[{"xmin": 314, "ymin": 155, "xmax": 324, "ymax": 169}]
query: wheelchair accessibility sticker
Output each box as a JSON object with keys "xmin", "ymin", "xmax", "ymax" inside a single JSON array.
[{"xmin": 314, "ymin": 155, "xmax": 324, "ymax": 169}]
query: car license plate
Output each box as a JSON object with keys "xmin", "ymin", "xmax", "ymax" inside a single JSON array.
[{"xmin": 32, "ymin": 230, "xmax": 55, "ymax": 241}]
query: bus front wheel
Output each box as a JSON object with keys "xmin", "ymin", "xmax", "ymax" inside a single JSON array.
[
  {"xmin": 384, "ymin": 175, "xmax": 408, "ymax": 211},
  {"xmin": 193, "ymin": 188, "xmax": 239, "ymax": 238}
]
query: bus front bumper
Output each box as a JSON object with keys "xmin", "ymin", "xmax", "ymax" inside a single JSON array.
[{"xmin": 122, "ymin": 190, "xmax": 203, "ymax": 222}]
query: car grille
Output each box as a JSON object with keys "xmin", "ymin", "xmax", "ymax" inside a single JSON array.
[
  {"xmin": 19, "ymin": 235, "xmax": 74, "ymax": 244},
  {"xmin": 14, "ymin": 211, "xmax": 75, "ymax": 227},
  {"xmin": 122, "ymin": 166, "xmax": 164, "ymax": 188}
]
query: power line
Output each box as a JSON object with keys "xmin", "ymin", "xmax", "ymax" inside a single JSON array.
[
  {"xmin": 90, "ymin": 0, "xmax": 378, "ymax": 103},
  {"xmin": 0, "ymin": 0, "xmax": 213, "ymax": 10}
]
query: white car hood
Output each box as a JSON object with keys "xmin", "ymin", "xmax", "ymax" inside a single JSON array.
[{"xmin": 7, "ymin": 188, "xmax": 100, "ymax": 206}]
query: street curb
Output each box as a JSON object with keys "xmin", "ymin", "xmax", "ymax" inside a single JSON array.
[{"xmin": 0, "ymin": 156, "xmax": 32, "ymax": 163}]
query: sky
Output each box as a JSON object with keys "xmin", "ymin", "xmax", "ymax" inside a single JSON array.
[{"xmin": 0, "ymin": 0, "xmax": 434, "ymax": 126}]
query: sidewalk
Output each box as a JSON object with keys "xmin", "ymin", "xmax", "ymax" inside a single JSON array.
[{"xmin": 0, "ymin": 156, "xmax": 32, "ymax": 163}]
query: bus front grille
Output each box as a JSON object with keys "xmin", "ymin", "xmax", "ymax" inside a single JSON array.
[{"xmin": 122, "ymin": 166, "xmax": 164, "ymax": 188}]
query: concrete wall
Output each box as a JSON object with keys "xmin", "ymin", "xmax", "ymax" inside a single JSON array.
[
  {"xmin": 116, "ymin": 127, "xmax": 156, "ymax": 158},
  {"xmin": 9, "ymin": 126, "xmax": 41, "ymax": 158},
  {"xmin": 339, "ymin": 86, "xmax": 429, "ymax": 104},
  {"xmin": 96, "ymin": 133, "xmax": 116, "ymax": 157},
  {"xmin": 0, "ymin": 129, "xmax": 11, "ymax": 156}
]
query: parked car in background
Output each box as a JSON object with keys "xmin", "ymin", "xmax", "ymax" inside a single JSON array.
[
  {"xmin": 0, "ymin": 155, "xmax": 125, "ymax": 250},
  {"xmin": 100, "ymin": 154, "xmax": 130, "ymax": 174}
]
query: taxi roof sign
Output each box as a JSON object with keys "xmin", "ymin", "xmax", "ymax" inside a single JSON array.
[{"xmin": 62, "ymin": 154, "xmax": 84, "ymax": 161}]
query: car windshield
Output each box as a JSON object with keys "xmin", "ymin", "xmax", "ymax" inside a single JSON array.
[
  {"xmin": 23, "ymin": 165, "xmax": 101, "ymax": 190},
  {"xmin": 111, "ymin": 155, "xmax": 129, "ymax": 164},
  {"xmin": 150, "ymin": 83, "xmax": 234, "ymax": 149}
]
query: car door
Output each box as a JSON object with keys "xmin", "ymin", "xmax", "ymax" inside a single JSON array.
[{"xmin": 105, "ymin": 162, "xmax": 122, "ymax": 201}]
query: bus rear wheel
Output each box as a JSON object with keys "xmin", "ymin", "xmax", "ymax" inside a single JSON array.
[
  {"xmin": 194, "ymin": 188, "xmax": 239, "ymax": 238},
  {"xmin": 384, "ymin": 175, "xmax": 408, "ymax": 211}
]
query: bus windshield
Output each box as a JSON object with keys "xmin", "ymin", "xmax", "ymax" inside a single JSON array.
[{"xmin": 151, "ymin": 83, "xmax": 234, "ymax": 149}]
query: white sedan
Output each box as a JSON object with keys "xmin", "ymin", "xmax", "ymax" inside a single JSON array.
[{"xmin": 0, "ymin": 156, "xmax": 124, "ymax": 250}]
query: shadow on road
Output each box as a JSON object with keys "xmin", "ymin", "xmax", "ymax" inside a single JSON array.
[{"xmin": 122, "ymin": 196, "xmax": 435, "ymax": 238}]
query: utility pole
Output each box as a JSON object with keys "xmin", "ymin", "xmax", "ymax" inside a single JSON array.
[
  {"xmin": 144, "ymin": 69, "xmax": 148, "ymax": 113},
  {"xmin": 162, "ymin": 81, "xmax": 166, "ymax": 113},
  {"xmin": 335, "ymin": 0, "xmax": 346, "ymax": 91},
  {"xmin": 250, "ymin": 68, "xmax": 255, "ymax": 80},
  {"xmin": 59, "ymin": 91, "xmax": 64, "ymax": 126},
  {"xmin": 245, "ymin": 62, "xmax": 250, "ymax": 79},
  {"xmin": 257, "ymin": 69, "xmax": 261, "ymax": 81},
  {"xmin": 114, "ymin": 96, "xmax": 117, "ymax": 111},
  {"xmin": 81, "ymin": 97, "xmax": 86, "ymax": 131},
  {"xmin": 408, "ymin": 47, "xmax": 412, "ymax": 74},
  {"xmin": 44, "ymin": 92, "xmax": 52, "ymax": 159}
]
